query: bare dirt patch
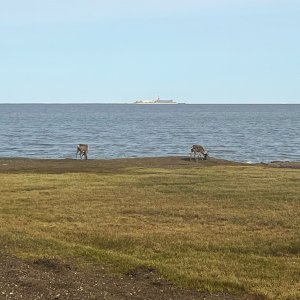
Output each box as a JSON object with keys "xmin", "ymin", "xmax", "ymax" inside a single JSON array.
[{"xmin": 0, "ymin": 252, "xmax": 262, "ymax": 300}]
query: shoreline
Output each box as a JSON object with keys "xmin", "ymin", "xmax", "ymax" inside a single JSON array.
[{"xmin": 0, "ymin": 156, "xmax": 299, "ymax": 174}]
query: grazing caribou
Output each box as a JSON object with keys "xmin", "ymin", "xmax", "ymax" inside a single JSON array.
[
  {"xmin": 76, "ymin": 144, "xmax": 89, "ymax": 160},
  {"xmin": 190, "ymin": 145, "xmax": 208, "ymax": 162}
]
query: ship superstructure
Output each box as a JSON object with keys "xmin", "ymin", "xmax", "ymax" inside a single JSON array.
[{"xmin": 134, "ymin": 97, "xmax": 177, "ymax": 104}]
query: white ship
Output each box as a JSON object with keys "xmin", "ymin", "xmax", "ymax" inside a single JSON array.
[{"xmin": 134, "ymin": 97, "xmax": 177, "ymax": 104}]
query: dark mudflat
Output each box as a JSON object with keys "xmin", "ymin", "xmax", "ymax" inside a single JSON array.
[{"xmin": 0, "ymin": 156, "xmax": 244, "ymax": 174}]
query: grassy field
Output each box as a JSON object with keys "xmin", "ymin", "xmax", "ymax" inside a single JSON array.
[{"xmin": 0, "ymin": 158, "xmax": 299, "ymax": 299}]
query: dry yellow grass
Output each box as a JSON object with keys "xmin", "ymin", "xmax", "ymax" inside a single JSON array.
[{"xmin": 1, "ymin": 162, "xmax": 299, "ymax": 299}]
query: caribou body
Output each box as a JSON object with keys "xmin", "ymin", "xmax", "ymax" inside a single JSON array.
[
  {"xmin": 190, "ymin": 145, "xmax": 208, "ymax": 161},
  {"xmin": 76, "ymin": 144, "xmax": 89, "ymax": 160}
]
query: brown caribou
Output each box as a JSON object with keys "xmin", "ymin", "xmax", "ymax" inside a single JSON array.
[
  {"xmin": 76, "ymin": 144, "xmax": 89, "ymax": 160},
  {"xmin": 190, "ymin": 144, "xmax": 208, "ymax": 161}
]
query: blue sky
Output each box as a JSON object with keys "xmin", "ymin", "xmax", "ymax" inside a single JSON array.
[{"xmin": 0, "ymin": 0, "xmax": 299, "ymax": 103}]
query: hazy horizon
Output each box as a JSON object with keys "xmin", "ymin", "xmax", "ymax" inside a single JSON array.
[{"xmin": 0, "ymin": 102, "xmax": 299, "ymax": 105}]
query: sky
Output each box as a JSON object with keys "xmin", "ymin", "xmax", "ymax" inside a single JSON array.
[{"xmin": 0, "ymin": 0, "xmax": 299, "ymax": 103}]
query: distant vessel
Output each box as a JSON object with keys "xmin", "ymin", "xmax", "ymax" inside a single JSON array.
[{"xmin": 134, "ymin": 97, "xmax": 177, "ymax": 104}]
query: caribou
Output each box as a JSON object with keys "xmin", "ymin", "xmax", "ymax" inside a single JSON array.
[
  {"xmin": 190, "ymin": 144, "xmax": 208, "ymax": 162},
  {"xmin": 76, "ymin": 144, "xmax": 89, "ymax": 160}
]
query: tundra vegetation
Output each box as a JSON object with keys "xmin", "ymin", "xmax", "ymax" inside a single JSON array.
[{"xmin": 0, "ymin": 158, "xmax": 299, "ymax": 299}]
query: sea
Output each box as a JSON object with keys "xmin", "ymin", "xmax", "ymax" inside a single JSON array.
[{"xmin": 0, "ymin": 104, "xmax": 299, "ymax": 163}]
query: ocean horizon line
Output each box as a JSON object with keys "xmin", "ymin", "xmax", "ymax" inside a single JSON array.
[{"xmin": 0, "ymin": 102, "xmax": 299, "ymax": 105}]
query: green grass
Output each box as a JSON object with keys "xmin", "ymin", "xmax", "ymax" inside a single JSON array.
[{"xmin": 1, "ymin": 165, "xmax": 300, "ymax": 299}]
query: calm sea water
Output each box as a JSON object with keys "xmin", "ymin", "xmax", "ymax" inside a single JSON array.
[{"xmin": 0, "ymin": 104, "xmax": 299, "ymax": 162}]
